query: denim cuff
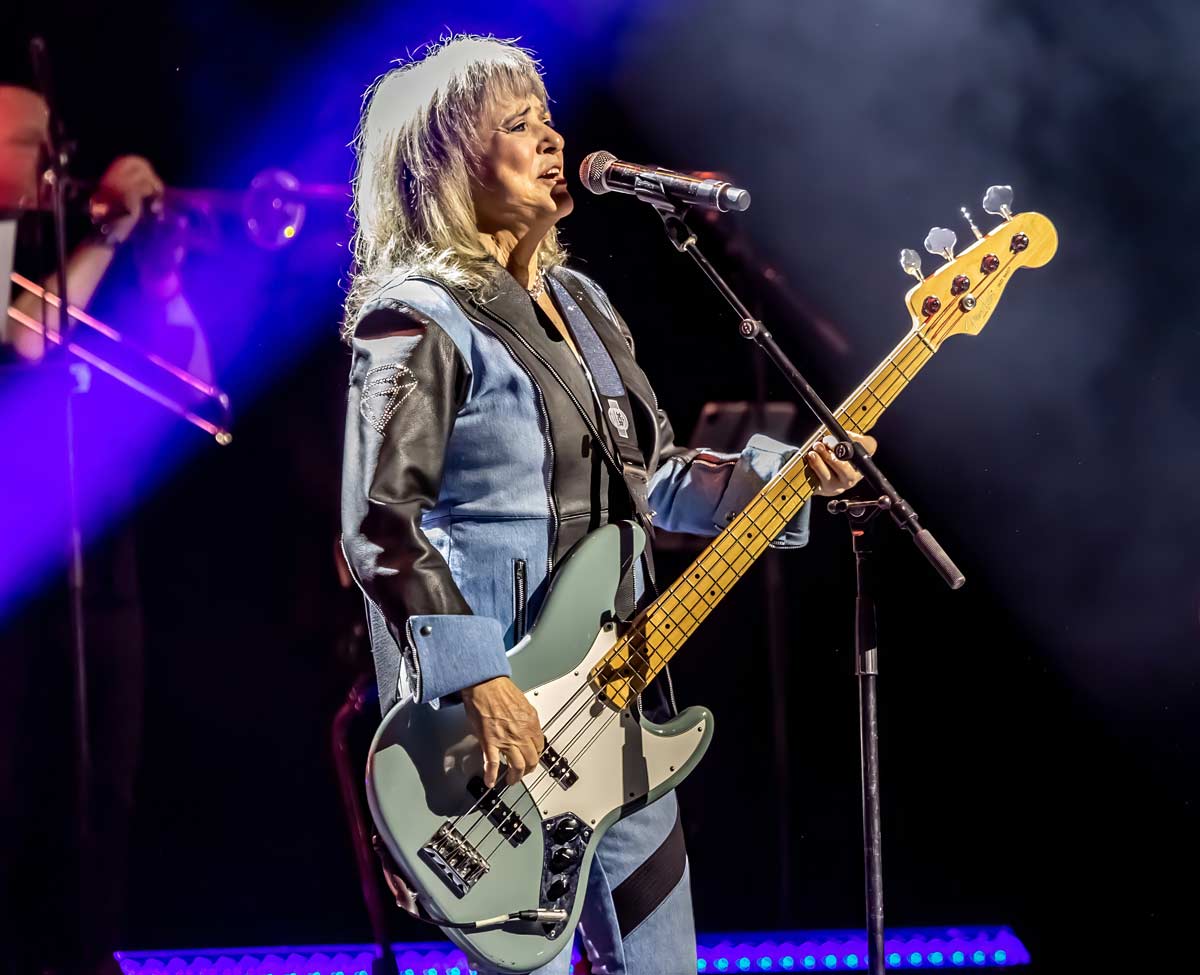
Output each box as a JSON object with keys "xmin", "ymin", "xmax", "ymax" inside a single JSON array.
[
  {"xmin": 406, "ymin": 614, "xmax": 512, "ymax": 704},
  {"xmin": 712, "ymin": 434, "xmax": 812, "ymax": 548}
]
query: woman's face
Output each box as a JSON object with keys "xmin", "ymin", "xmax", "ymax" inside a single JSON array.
[{"xmin": 471, "ymin": 92, "xmax": 573, "ymax": 239}]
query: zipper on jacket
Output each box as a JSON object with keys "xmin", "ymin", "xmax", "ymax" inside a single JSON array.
[
  {"xmin": 403, "ymin": 617, "xmax": 424, "ymax": 704},
  {"xmin": 512, "ymin": 558, "xmax": 528, "ymax": 641},
  {"xmin": 493, "ymin": 328, "xmax": 559, "ymax": 579}
]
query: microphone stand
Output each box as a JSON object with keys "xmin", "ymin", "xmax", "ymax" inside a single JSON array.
[
  {"xmin": 29, "ymin": 35, "xmax": 92, "ymax": 959},
  {"xmin": 650, "ymin": 199, "xmax": 965, "ymax": 975}
]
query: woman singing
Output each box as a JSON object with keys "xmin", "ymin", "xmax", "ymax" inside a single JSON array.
[{"xmin": 340, "ymin": 35, "xmax": 874, "ymax": 974}]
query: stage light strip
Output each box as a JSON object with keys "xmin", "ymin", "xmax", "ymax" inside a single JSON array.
[
  {"xmin": 695, "ymin": 927, "xmax": 1029, "ymax": 971},
  {"xmin": 113, "ymin": 926, "xmax": 1029, "ymax": 973}
]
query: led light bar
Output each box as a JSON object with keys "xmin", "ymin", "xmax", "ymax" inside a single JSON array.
[{"xmin": 113, "ymin": 926, "xmax": 1029, "ymax": 974}]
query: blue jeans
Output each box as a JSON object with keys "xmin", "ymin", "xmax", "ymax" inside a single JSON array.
[{"xmin": 483, "ymin": 791, "xmax": 696, "ymax": 975}]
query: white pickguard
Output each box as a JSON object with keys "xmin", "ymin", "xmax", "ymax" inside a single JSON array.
[{"xmin": 523, "ymin": 627, "xmax": 704, "ymax": 828}]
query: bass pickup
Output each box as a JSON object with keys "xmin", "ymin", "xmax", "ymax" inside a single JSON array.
[
  {"xmin": 539, "ymin": 745, "xmax": 578, "ymax": 789},
  {"xmin": 467, "ymin": 777, "xmax": 532, "ymax": 846}
]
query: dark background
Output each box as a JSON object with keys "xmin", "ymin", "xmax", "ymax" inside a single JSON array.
[{"xmin": 4, "ymin": 1, "xmax": 1199, "ymax": 972}]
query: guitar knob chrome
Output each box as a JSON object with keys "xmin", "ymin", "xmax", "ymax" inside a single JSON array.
[
  {"xmin": 899, "ymin": 248, "xmax": 924, "ymax": 282},
  {"xmin": 924, "ymin": 227, "xmax": 957, "ymax": 262},
  {"xmin": 982, "ymin": 185, "xmax": 1014, "ymax": 221}
]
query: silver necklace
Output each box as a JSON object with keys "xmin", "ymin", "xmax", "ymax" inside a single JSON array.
[{"xmin": 527, "ymin": 268, "xmax": 546, "ymax": 302}]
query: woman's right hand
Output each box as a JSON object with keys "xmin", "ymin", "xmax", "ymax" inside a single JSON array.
[{"xmin": 461, "ymin": 675, "xmax": 545, "ymax": 788}]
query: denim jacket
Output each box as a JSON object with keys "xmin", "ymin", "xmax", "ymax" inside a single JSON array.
[{"xmin": 340, "ymin": 264, "xmax": 811, "ymax": 714}]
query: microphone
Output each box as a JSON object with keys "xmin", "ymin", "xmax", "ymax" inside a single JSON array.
[{"xmin": 579, "ymin": 151, "xmax": 751, "ymax": 213}]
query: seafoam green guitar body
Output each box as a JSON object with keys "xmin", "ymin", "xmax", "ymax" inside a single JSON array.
[{"xmin": 366, "ymin": 522, "xmax": 714, "ymax": 974}]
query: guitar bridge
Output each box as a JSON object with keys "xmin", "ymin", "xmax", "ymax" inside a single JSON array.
[{"xmin": 420, "ymin": 822, "xmax": 489, "ymax": 897}]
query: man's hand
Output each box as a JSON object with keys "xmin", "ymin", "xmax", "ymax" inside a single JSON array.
[
  {"xmin": 461, "ymin": 675, "xmax": 545, "ymax": 789},
  {"xmin": 90, "ymin": 155, "xmax": 165, "ymax": 243},
  {"xmin": 806, "ymin": 432, "xmax": 878, "ymax": 496}
]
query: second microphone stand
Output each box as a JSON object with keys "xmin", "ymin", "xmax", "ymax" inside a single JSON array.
[{"xmin": 651, "ymin": 200, "xmax": 965, "ymax": 975}]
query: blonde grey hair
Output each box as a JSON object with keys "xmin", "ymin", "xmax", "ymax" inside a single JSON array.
[{"xmin": 343, "ymin": 35, "xmax": 567, "ymax": 336}]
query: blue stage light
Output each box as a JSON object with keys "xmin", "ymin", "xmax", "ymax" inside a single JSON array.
[
  {"xmin": 888, "ymin": 953, "xmax": 901, "ymax": 967},
  {"xmin": 781, "ymin": 957, "xmax": 795, "ymax": 970},
  {"xmin": 972, "ymin": 951, "xmax": 985, "ymax": 965},
  {"xmin": 717, "ymin": 958, "xmax": 729, "ymax": 971},
  {"xmin": 758, "ymin": 956, "xmax": 773, "ymax": 970},
  {"xmin": 910, "ymin": 952, "xmax": 924, "ymax": 966},
  {"xmin": 824, "ymin": 954, "xmax": 837, "ymax": 969},
  {"xmin": 845, "ymin": 953, "xmax": 858, "ymax": 968},
  {"xmin": 803, "ymin": 956, "xmax": 816, "ymax": 970},
  {"xmin": 738, "ymin": 958, "xmax": 751, "ymax": 971},
  {"xmin": 930, "ymin": 951, "xmax": 944, "ymax": 965},
  {"xmin": 951, "ymin": 952, "xmax": 965, "ymax": 966},
  {"xmin": 994, "ymin": 951, "xmax": 1006, "ymax": 964}
]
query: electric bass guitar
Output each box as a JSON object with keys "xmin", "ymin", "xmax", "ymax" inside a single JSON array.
[{"xmin": 366, "ymin": 187, "xmax": 1057, "ymax": 973}]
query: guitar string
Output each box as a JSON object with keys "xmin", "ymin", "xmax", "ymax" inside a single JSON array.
[
  {"xmin": 444, "ymin": 638, "xmax": 635, "ymax": 840},
  {"xmin": 460, "ymin": 317, "xmax": 943, "ymax": 854},
  {"xmin": 460, "ymin": 269, "xmax": 1015, "ymax": 859},
  {"xmin": 452, "ymin": 430, "xmax": 837, "ymax": 843},
  {"xmin": 461, "ymin": 492, "xmax": 791, "ymax": 853},
  {"xmin": 471, "ymin": 338, "xmax": 937, "ymax": 861},
  {"xmin": 477, "ymin": 497, "xmax": 805, "ymax": 863},
  {"xmin": 467, "ymin": 438, "xmax": 861, "ymax": 857}
]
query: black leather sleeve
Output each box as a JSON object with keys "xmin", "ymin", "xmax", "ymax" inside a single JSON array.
[{"xmin": 340, "ymin": 300, "xmax": 473, "ymax": 630}]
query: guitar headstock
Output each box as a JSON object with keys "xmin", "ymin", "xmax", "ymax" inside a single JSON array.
[{"xmin": 899, "ymin": 185, "xmax": 1057, "ymax": 350}]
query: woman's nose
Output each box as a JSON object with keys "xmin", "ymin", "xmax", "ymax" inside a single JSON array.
[{"xmin": 540, "ymin": 123, "xmax": 564, "ymax": 151}]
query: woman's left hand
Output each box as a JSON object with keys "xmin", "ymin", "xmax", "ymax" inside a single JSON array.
[{"xmin": 806, "ymin": 432, "xmax": 878, "ymax": 496}]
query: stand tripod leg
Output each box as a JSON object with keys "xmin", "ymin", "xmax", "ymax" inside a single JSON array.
[
  {"xmin": 859, "ymin": 673, "xmax": 885, "ymax": 975},
  {"xmin": 848, "ymin": 506, "xmax": 886, "ymax": 975}
]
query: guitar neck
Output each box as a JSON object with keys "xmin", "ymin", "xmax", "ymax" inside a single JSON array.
[{"xmin": 593, "ymin": 330, "xmax": 936, "ymax": 709}]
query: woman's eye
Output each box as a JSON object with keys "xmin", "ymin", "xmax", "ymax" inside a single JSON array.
[{"xmin": 509, "ymin": 122, "xmax": 527, "ymax": 133}]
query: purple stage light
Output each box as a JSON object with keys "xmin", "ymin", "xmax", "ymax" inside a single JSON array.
[{"xmin": 113, "ymin": 927, "xmax": 1029, "ymax": 974}]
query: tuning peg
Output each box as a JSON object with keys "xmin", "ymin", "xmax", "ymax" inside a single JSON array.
[
  {"xmin": 960, "ymin": 206, "xmax": 983, "ymax": 241},
  {"xmin": 899, "ymin": 248, "xmax": 924, "ymax": 282},
  {"xmin": 924, "ymin": 227, "xmax": 957, "ymax": 262},
  {"xmin": 982, "ymin": 185, "xmax": 1014, "ymax": 220}
]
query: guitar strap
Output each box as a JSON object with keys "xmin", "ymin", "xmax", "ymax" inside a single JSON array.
[
  {"xmin": 546, "ymin": 275, "xmax": 659, "ymax": 613},
  {"xmin": 547, "ymin": 276, "xmax": 650, "ymax": 494}
]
